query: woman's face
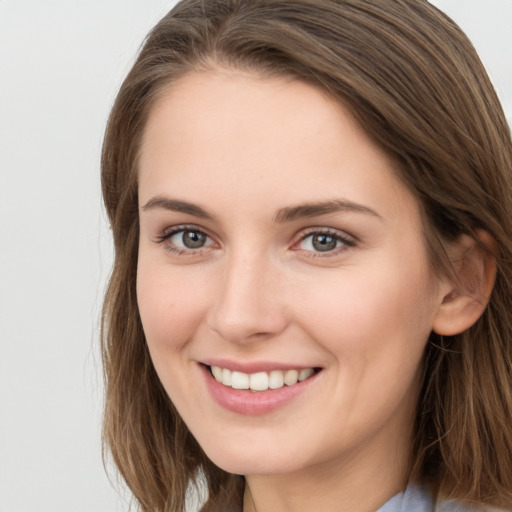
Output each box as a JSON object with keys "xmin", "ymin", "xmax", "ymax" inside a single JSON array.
[{"xmin": 137, "ymin": 70, "xmax": 448, "ymax": 479}]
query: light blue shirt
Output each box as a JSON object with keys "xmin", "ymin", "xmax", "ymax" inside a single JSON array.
[{"xmin": 377, "ymin": 483, "xmax": 487, "ymax": 512}]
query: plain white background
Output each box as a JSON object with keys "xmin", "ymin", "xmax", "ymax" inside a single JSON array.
[{"xmin": 0, "ymin": 1, "xmax": 510, "ymax": 511}]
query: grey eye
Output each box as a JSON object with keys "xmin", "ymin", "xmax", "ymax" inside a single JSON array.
[
  {"xmin": 171, "ymin": 230, "xmax": 208, "ymax": 249},
  {"xmin": 299, "ymin": 233, "xmax": 343, "ymax": 253},
  {"xmin": 311, "ymin": 234, "xmax": 339, "ymax": 252}
]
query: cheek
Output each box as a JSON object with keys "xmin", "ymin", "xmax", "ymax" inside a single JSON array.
[
  {"xmin": 136, "ymin": 260, "xmax": 209, "ymax": 354},
  {"xmin": 297, "ymin": 259, "xmax": 436, "ymax": 366},
  {"xmin": 296, "ymin": 264, "xmax": 435, "ymax": 431}
]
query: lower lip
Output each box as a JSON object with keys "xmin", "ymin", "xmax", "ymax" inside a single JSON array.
[{"xmin": 200, "ymin": 364, "xmax": 320, "ymax": 416}]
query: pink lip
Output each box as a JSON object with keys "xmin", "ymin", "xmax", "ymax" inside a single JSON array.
[{"xmin": 199, "ymin": 363, "xmax": 320, "ymax": 416}]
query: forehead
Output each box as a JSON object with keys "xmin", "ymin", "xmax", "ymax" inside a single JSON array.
[
  {"xmin": 140, "ymin": 69, "xmax": 346, "ymax": 162},
  {"xmin": 138, "ymin": 69, "xmax": 418, "ymax": 224}
]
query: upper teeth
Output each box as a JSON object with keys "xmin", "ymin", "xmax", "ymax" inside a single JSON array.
[{"xmin": 210, "ymin": 366, "xmax": 315, "ymax": 391}]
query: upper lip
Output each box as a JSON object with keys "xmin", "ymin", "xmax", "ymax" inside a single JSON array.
[{"xmin": 200, "ymin": 358, "xmax": 320, "ymax": 374}]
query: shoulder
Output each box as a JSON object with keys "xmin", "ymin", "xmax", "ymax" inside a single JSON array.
[
  {"xmin": 435, "ymin": 497, "xmax": 511, "ymax": 512},
  {"xmin": 401, "ymin": 482, "xmax": 511, "ymax": 512},
  {"xmin": 377, "ymin": 484, "xmax": 510, "ymax": 512}
]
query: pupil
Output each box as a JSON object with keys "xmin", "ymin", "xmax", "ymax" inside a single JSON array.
[
  {"xmin": 183, "ymin": 231, "xmax": 205, "ymax": 248},
  {"xmin": 312, "ymin": 234, "xmax": 337, "ymax": 252}
]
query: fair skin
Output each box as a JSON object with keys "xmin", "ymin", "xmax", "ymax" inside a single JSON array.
[{"xmin": 136, "ymin": 69, "xmax": 458, "ymax": 512}]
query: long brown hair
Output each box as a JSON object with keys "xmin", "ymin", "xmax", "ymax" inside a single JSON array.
[{"xmin": 101, "ymin": 1, "xmax": 512, "ymax": 510}]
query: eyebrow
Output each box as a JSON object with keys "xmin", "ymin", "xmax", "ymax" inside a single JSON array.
[
  {"xmin": 141, "ymin": 196, "xmax": 215, "ymax": 220},
  {"xmin": 274, "ymin": 199, "xmax": 381, "ymax": 223},
  {"xmin": 141, "ymin": 196, "xmax": 381, "ymax": 223}
]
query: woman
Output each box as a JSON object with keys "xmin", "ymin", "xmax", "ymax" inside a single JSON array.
[{"xmin": 100, "ymin": 1, "xmax": 512, "ymax": 511}]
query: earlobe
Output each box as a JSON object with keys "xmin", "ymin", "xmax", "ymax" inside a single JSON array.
[{"xmin": 432, "ymin": 230, "xmax": 498, "ymax": 336}]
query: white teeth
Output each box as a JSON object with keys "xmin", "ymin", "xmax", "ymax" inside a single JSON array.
[
  {"xmin": 268, "ymin": 370, "xmax": 284, "ymax": 389},
  {"xmin": 222, "ymin": 368, "xmax": 232, "ymax": 386},
  {"xmin": 249, "ymin": 372, "xmax": 269, "ymax": 391},
  {"xmin": 211, "ymin": 365, "xmax": 223, "ymax": 381},
  {"xmin": 298, "ymin": 368, "xmax": 314, "ymax": 381},
  {"xmin": 210, "ymin": 365, "xmax": 316, "ymax": 391},
  {"xmin": 284, "ymin": 369, "xmax": 299, "ymax": 386},
  {"xmin": 231, "ymin": 371, "xmax": 249, "ymax": 389}
]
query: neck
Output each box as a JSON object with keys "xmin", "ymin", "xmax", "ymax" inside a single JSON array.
[{"xmin": 242, "ymin": 429, "xmax": 411, "ymax": 512}]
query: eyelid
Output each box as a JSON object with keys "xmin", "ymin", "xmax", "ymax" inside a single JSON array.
[{"xmin": 158, "ymin": 223, "xmax": 207, "ymax": 238}]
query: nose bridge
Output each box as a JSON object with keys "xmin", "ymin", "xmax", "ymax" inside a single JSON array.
[{"xmin": 208, "ymin": 244, "xmax": 287, "ymax": 343}]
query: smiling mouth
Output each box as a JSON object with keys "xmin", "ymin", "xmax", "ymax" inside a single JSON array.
[{"xmin": 208, "ymin": 365, "xmax": 321, "ymax": 392}]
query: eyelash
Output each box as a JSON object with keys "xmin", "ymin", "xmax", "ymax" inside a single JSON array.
[
  {"xmin": 154, "ymin": 225, "xmax": 356, "ymax": 258},
  {"xmin": 294, "ymin": 228, "xmax": 356, "ymax": 258},
  {"xmin": 155, "ymin": 225, "xmax": 214, "ymax": 256}
]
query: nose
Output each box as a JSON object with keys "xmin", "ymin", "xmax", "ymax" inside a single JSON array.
[{"xmin": 206, "ymin": 250, "xmax": 288, "ymax": 344}]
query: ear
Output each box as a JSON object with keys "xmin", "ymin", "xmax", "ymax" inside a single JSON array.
[{"xmin": 432, "ymin": 230, "xmax": 497, "ymax": 336}]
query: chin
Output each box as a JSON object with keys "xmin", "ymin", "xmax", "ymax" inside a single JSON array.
[{"xmin": 199, "ymin": 440, "xmax": 308, "ymax": 476}]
